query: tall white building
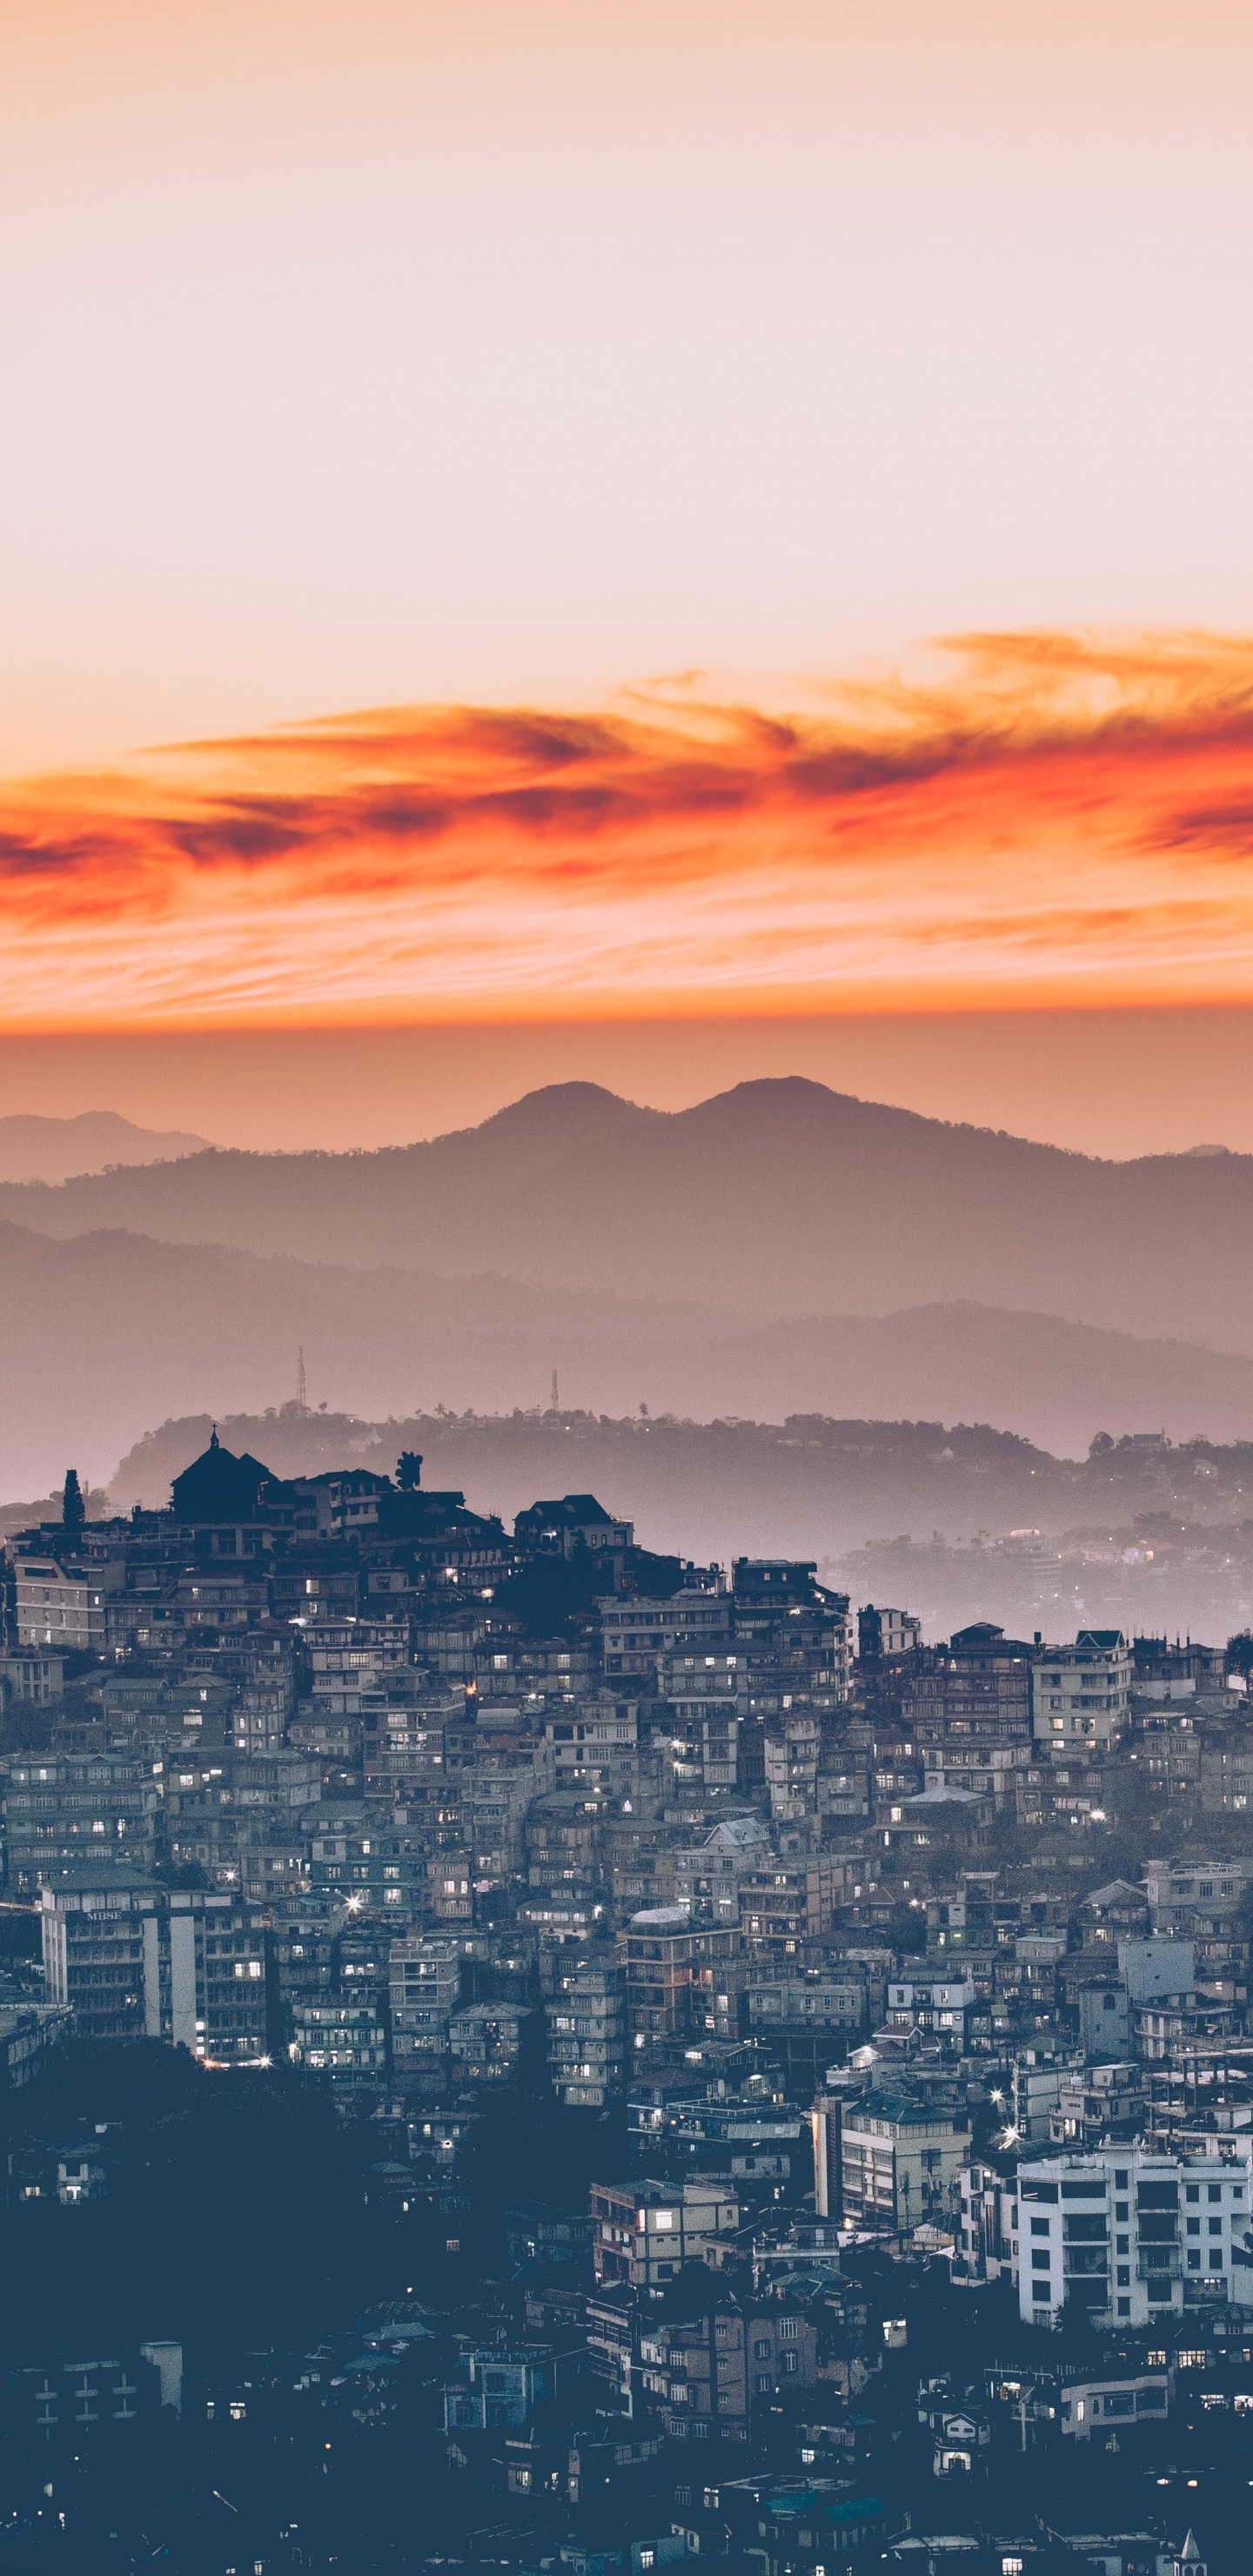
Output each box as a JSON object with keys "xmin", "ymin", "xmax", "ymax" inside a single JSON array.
[
  {"xmin": 1015, "ymin": 2140, "xmax": 1253, "ymax": 2329},
  {"xmin": 1032, "ymin": 1629, "xmax": 1131, "ymax": 1761}
]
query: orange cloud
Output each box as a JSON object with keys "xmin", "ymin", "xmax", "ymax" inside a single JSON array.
[{"xmin": 3, "ymin": 629, "xmax": 1253, "ymax": 1029}]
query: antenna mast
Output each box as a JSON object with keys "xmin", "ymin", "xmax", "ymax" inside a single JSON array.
[
  {"xmin": 297, "ymin": 1345, "xmax": 307, "ymax": 1414},
  {"xmin": 551, "ymin": 1369, "xmax": 559, "ymax": 1412}
]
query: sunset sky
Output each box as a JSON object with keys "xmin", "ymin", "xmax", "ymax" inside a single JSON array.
[{"xmin": 3, "ymin": 0, "xmax": 1253, "ymax": 1149}]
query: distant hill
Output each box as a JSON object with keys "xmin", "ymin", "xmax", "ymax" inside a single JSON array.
[
  {"xmin": 0, "ymin": 1110, "xmax": 211, "ymax": 1183},
  {"xmin": 104, "ymin": 1405, "xmax": 1253, "ymax": 1645},
  {"xmin": 3, "ymin": 1078, "xmax": 1253, "ymax": 1353},
  {"xmin": 107, "ymin": 1405, "xmax": 1077, "ymax": 1553},
  {"xmin": 0, "ymin": 1485, "xmax": 110, "ymax": 1540},
  {"xmin": 8, "ymin": 1210, "xmax": 1253, "ymax": 1500}
]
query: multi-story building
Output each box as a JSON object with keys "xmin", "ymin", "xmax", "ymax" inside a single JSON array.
[
  {"xmin": 1198, "ymin": 1732, "xmax": 1253, "ymax": 1812},
  {"xmin": 1142, "ymin": 1855, "xmax": 1253, "ymax": 1927},
  {"xmin": 443, "ymin": 2345, "xmax": 571, "ymax": 2432},
  {"xmin": 954, "ymin": 2157, "xmax": 1021, "ymax": 2285},
  {"xmin": 762, "ymin": 1714, "xmax": 821, "ymax": 1822},
  {"xmin": 618, "ymin": 1907, "xmax": 742, "ymax": 2050},
  {"xmin": 1015, "ymin": 2139, "xmax": 1253, "ymax": 2328},
  {"xmin": 0, "ymin": 1653, "xmax": 65, "ymax": 1712},
  {"xmin": 639, "ymin": 2290, "xmax": 815, "ymax": 2439},
  {"xmin": 810, "ymin": 2095, "xmax": 843, "ymax": 2220},
  {"xmin": 288, "ymin": 1996, "xmax": 388, "ymax": 2090},
  {"xmin": 231, "ymin": 1748, "xmax": 322, "ymax": 1821},
  {"xmin": 1032, "ymin": 1630, "xmax": 1131, "ymax": 1761},
  {"xmin": 1049, "ymin": 2061, "xmax": 1146, "ymax": 2148},
  {"xmin": 619, "ymin": 1906, "xmax": 694, "ymax": 2047},
  {"xmin": 544, "ymin": 1698, "xmax": 639, "ymax": 1789},
  {"xmin": 286, "ymin": 1468, "xmax": 392, "ymax": 1540},
  {"xmin": 389, "ymin": 1932, "xmax": 462, "ymax": 2079},
  {"xmin": 306, "ymin": 1617, "xmax": 412, "ymax": 1719},
  {"xmin": 308, "ymin": 1815, "xmax": 424, "ymax": 1917},
  {"xmin": 600, "ymin": 1585, "xmax": 728, "ymax": 1684},
  {"xmin": 525, "ymin": 1789, "xmax": 607, "ymax": 1913},
  {"xmin": 231, "ymin": 1649, "xmax": 298, "ymax": 1753},
  {"xmin": 514, "ymin": 1495, "xmax": 633, "ymax": 1560},
  {"xmin": 820, "ymin": 1761, "xmax": 871, "ymax": 1826},
  {"xmin": 13, "ymin": 1547, "xmax": 125, "ymax": 1651},
  {"xmin": 4, "ymin": 1753, "xmax": 161, "ymax": 1893},
  {"xmin": 0, "ymin": 2002, "xmax": 72, "ymax": 2092},
  {"xmin": 660, "ymin": 1647, "xmax": 740, "ymax": 1790},
  {"xmin": 640, "ymin": 2294, "xmax": 748, "ymax": 2441},
  {"xmin": 1075, "ymin": 1878, "xmax": 1150, "ymax": 1952},
  {"xmin": 160, "ymin": 1759, "xmax": 237, "ymax": 1883},
  {"xmin": 858, "ymin": 1607, "xmax": 922, "ymax": 1662},
  {"xmin": 671, "ymin": 1815, "xmax": 772, "ymax": 1927},
  {"xmin": 836, "ymin": 2089, "xmax": 971, "ymax": 2232},
  {"xmin": 42, "ymin": 1873, "xmax": 271, "ymax": 2060},
  {"xmin": 731, "ymin": 1566, "xmax": 854, "ymax": 1710},
  {"xmin": 747, "ymin": 1974, "xmax": 866, "ymax": 2045},
  {"xmin": 738, "ymin": 1863, "xmax": 841, "ymax": 1964},
  {"xmin": 1135, "ymin": 1709, "xmax": 1203, "ymax": 1802},
  {"xmin": 590, "ymin": 2175, "xmax": 740, "ymax": 2288},
  {"xmin": 906, "ymin": 1624, "xmax": 1035, "ymax": 1777},
  {"xmin": 547, "ymin": 1956, "xmax": 624, "ymax": 2107},
  {"xmin": 883, "ymin": 1974, "xmax": 975, "ymax": 2049},
  {"xmin": 447, "ymin": 2001, "xmax": 531, "ymax": 2082}
]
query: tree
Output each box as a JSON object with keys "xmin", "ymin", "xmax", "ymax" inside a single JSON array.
[
  {"xmin": 1228, "ymin": 1630, "xmax": 1253, "ymax": 1681},
  {"xmin": 62, "ymin": 1468, "xmax": 85, "ymax": 1535},
  {"xmin": 396, "ymin": 1450, "xmax": 423, "ymax": 1492}
]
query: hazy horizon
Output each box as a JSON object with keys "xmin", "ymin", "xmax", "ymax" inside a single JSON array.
[
  {"xmin": 8, "ymin": 1011, "xmax": 1253, "ymax": 1162},
  {"xmin": 12, "ymin": 1074, "xmax": 1253, "ymax": 1503}
]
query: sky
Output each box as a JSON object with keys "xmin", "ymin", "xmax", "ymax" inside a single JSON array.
[{"xmin": 2, "ymin": 0, "xmax": 1252, "ymax": 1149}]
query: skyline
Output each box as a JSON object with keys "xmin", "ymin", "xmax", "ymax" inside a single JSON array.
[{"xmin": 6, "ymin": 17, "xmax": 1253, "ymax": 2566}]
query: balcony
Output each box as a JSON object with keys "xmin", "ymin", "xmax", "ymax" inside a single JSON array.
[{"xmin": 1137, "ymin": 2249, "xmax": 1182, "ymax": 2281}]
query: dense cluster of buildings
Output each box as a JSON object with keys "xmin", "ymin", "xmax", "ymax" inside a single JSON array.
[{"xmin": 4, "ymin": 1433, "xmax": 1253, "ymax": 2567}]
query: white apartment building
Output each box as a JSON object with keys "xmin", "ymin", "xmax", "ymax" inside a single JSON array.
[
  {"xmin": 1032, "ymin": 1629, "xmax": 1131, "ymax": 1761},
  {"xmin": 1015, "ymin": 2140, "xmax": 1253, "ymax": 2330},
  {"xmin": 885, "ymin": 1976, "xmax": 975, "ymax": 2045},
  {"xmin": 1142, "ymin": 1857, "xmax": 1253, "ymax": 1932},
  {"xmin": 16, "ymin": 1553, "xmax": 124, "ymax": 1652}
]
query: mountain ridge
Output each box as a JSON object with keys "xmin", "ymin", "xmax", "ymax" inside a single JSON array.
[
  {"xmin": 2, "ymin": 1078, "xmax": 1252, "ymax": 1352},
  {"xmin": 0, "ymin": 1108, "xmax": 212, "ymax": 1184},
  {"xmin": 7, "ymin": 1211, "xmax": 1253, "ymax": 1500}
]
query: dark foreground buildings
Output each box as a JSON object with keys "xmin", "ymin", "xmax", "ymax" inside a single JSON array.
[{"xmin": 0, "ymin": 1437, "xmax": 1250, "ymax": 2570}]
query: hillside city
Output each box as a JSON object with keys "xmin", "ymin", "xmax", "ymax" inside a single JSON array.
[{"xmin": 3, "ymin": 1435, "xmax": 1253, "ymax": 2572}]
